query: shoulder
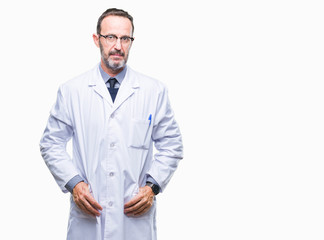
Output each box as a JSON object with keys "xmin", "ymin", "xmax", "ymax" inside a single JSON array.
[
  {"xmin": 128, "ymin": 67, "xmax": 167, "ymax": 93},
  {"xmin": 58, "ymin": 65, "xmax": 98, "ymax": 94},
  {"xmin": 63, "ymin": 66, "xmax": 96, "ymax": 87}
]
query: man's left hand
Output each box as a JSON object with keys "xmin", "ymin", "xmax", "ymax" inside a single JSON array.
[{"xmin": 124, "ymin": 186, "xmax": 154, "ymax": 217}]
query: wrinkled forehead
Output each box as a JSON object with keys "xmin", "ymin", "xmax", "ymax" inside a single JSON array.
[{"xmin": 100, "ymin": 16, "xmax": 133, "ymax": 36}]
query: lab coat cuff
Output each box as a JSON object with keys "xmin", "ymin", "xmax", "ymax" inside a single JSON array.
[
  {"xmin": 146, "ymin": 175, "xmax": 160, "ymax": 189},
  {"xmin": 65, "ymin": 175, "xmax": 84, "ymax": 193}
]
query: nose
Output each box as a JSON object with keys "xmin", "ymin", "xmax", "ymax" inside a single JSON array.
[{"xmin": 114, "ymin": 38, "xmax": 122, "ymax": 50}]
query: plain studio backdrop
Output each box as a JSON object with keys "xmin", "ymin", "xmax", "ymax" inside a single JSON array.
[{"xmin": 0, "ymin": 0, "xmax": 323, "ymax": 239}]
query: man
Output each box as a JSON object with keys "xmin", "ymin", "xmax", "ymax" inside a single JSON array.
[{"xmin": 40, "ymin": 8, "xmax": 183, "ymax": 240}]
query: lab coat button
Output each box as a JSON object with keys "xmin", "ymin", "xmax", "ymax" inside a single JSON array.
[
  {"xmin": 109, "ymin": 172, "xmax": 114, "ymax": 177},
  {"xmin": 110, "ymin": 143, "xmax": 115, "ymax": 147},
  {"xmin": 109, "ymin": 202, "xmax": 113, "ymax": 207}
]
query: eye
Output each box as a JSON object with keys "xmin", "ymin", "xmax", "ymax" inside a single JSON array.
[
  {"xmin": 107, "ymin": 35, "xmax": 116, "ymax": 40},
  {"xmin": 121, "ymin": 36, "xmax": 130, "ymax": 42}
]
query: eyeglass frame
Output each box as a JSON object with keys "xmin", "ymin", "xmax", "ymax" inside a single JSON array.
[{"xmin": 99, "ymin": 34, "xmax": 134, "ymax": 45}]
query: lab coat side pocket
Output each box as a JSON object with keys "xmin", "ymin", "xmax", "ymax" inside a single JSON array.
[{"xmin": 128, "ymin": 119, "xmax": 151, "ymax": 149}]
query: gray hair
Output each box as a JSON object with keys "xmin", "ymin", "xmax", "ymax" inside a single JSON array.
[{"xmin": 96, "ymin": 8, "xmax": 134, "ymax": 35}]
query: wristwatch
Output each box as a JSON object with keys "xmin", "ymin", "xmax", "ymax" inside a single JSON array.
[{"xmin": 146, "ymin": 182, "xmax": 160, "ymax": 195}]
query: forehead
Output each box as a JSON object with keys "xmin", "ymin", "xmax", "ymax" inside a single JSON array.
[{"xmin": 100, "ymin": 16, "xmax": 133, "ymax": 35}]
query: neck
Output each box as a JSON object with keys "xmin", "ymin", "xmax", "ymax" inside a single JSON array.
[{"xmin": 100, "ymin": 60, "xmax": 124, "ymax": 77}]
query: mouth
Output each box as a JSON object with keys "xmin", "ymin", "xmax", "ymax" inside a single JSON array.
[
  {"xmin": 111, "ymin": 54, "xmax": 123, "ymax": 58},
  {"xmin": 109, "ymin": 51, "xmax": 125, "ymax": 59}
]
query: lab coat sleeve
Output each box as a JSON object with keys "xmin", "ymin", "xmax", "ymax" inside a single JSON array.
[
  {"xmin": 39, "ymin": 86, "xmax": 79, "ymax": 193},
  {"xmin": 149, "ymin": 86, "xmax": 183, "ymax": 192}
]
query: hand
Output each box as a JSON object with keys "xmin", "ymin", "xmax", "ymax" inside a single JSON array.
[
  {"xmin": 72, "ymin": 182, "xmax": 103, "ymax": 217},
  {"xmin": 124, "ymin": 186, "xmax": 155, "ymax": 217}
]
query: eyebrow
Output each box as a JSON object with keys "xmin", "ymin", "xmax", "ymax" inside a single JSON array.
[{"xmin": 103, "ymin": 33, "xmax": 132, "ymax": 38}]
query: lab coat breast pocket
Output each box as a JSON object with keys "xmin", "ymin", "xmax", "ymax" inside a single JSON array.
[{"xmin": 128, "ymin": 119, "xmax": 151, "ymax": 149}]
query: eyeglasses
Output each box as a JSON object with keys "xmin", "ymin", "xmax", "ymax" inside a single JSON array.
[{"xmin": 99, "ymin": 34, "xmax": 134, "ymax": 45}]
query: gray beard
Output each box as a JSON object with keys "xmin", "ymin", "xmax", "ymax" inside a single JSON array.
[
  {"xmin": 103, "ymin": 56, "xmax": 125, "ymax": 71},
  {"xmin": 99, "ymin": 42, "xmax": 127, "ymax": 72}
]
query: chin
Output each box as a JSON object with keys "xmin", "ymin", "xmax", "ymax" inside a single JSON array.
[{"xmin": 102, "ymin": 57, "xmax": 123, "ymax": 70}]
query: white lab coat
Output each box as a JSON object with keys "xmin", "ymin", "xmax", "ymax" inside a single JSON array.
[{"xmin": 40, "ymin": 63, "xmax": 183, "ymax": 240}]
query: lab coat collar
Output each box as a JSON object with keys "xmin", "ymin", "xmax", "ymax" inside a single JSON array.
[
  {"xmin": 98, "ymin": 64, "xmax": 127, "ymax": 86},
  {"xmin": 89, "ymin": 63, "xmax": 139, "ymax": 108}
]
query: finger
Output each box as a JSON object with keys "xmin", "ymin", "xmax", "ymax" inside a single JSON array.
[
  {"xmin": 133, "ymin": 197, "xmax": 153, "ymax": 216},
  {"xmin": 127, "ymin": 200, "xmax": 152, "ymax": 217},
  {"xmin": 124, "ymin": 200, "xmax": 143, "ymax": 214},
  {"xmin": 124, "ymin": 204, "xmax": 142, "ymax": 215},
  {"xmin": 73, "ymin": 186, "xmax": 102, "ymax": 216},
  {"xmin": 124, "ymin": 194, "xmax": 141, "ymax": 209},
  {"xmin": 125, "ymin": 196, "xmax": 152, "ymax": 216},
  {"xmin": 85, "ymin": 193, "xmax": 103, "ymax": 211},
  {"xmin": 77, "ymin": 201, "xmax": 96, "ymax": 217},
  {"xmin": 133, "ymin": 204, "xmax": 149, "ymax": 216},
  {"xmin": 81, "ymin": 198, "xmax": 101, "ymax": 216}
]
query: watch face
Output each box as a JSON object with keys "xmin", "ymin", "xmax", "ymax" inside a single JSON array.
[{"xmin": 152, "ymin": 184, "xmax": 159, "ymax": 195}]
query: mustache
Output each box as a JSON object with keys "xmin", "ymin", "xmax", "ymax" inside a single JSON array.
[{"xmin": 108, "ymin": 50, "xmax": 125, "ymax": 57}]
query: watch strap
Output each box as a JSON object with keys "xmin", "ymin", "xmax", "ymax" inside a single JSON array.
[{"xmin": 146, "ymin": 181, "xmax": 160, "ymax": 195}]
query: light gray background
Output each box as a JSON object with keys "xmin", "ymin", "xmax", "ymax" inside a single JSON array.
[{"xmin": 0, "ymin": 0, "xmax": 323, "ymax": 239}]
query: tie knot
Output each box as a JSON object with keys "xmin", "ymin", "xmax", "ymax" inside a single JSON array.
[{"xmin": 108, "ymin": 78, "xmax": 118, "ymax": 88}]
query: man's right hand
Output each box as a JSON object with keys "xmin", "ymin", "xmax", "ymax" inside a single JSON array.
[{"xmin": 72, "ymin": 182, "xmax": 103, "ymax": 217}]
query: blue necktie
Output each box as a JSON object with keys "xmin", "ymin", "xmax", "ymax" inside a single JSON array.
[{"xmin": 107, "ymin": 78, "xmax": 119, "ymax": 102}]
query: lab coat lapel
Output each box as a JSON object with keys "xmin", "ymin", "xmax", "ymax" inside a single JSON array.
[
  {"xmin": 88, "ymin": 65, "xmax": 114, "ymax": 106},
  {"xmin": 113, "ymin": 67, "xmax": 139, "ymax": 110}
]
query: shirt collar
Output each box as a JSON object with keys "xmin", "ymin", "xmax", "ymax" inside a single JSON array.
[{"xmin": 99, "ymin": 63, "xmax": 127, "ymax": 84}]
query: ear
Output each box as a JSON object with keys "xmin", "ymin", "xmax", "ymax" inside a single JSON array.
[{"xmin": 93, "ymin": 34, "xmax": 100, "ymax": 48}]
